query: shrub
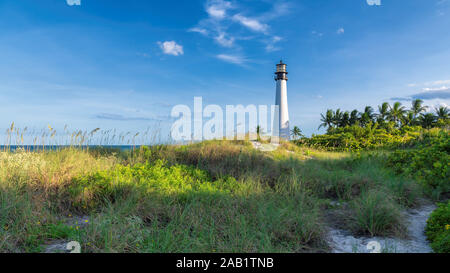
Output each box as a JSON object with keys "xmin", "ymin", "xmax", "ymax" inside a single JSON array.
[
  {"xmin": 386, "ymin": 130, "xmax": 449, "ymax": 199},
  {"xmin": 426, "ymin": 201, "xmax": 450, "ymax": 253},
  {"xmin": 296, "ymin": 125, "xmax": 426, "ymax": 151}
]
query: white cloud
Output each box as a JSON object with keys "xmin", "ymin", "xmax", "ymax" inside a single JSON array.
[
  {"xmin": 272, "ymin": 36, "xmax": 282, "ymax": 43},
  {"xmin": 216, "ymin": 54, "xmax": 246, "ymax": 65},
  {"xmin": 422, "ymin": 100, "xmax": 449, "ymax": 110},
  {"xmin": 265, "ymin": 44, "xmax": 278, "ymax": 52},
  {"xmin": 207, "ymin": 6, "xmax": 226, "ymax": 19},
  {"xmin": 158, "ymin": 41, "xmax": 184, "ymax": 56},
  {"xmin": 188, "ymin": 27, "xmax": 209, "ymax": 36},
  {"xmin": 189, "ymin": 1, "xmax": 291, "ymax": 55},
  {"xmin": 206, "ymin": 0, "xmax": 232, "ymax": 19},
  {"xmin": 66, "ymin": 0, "xmax": 81, "ymax": 6},
  {"xmin": 214, "ymin": 32, "xmax": 235, "ymax": 47},
  {"xmin": 232, "ymin": 14, "xmax": 269, "ymax": 33},
  {"xmin": 423, "ymin": 86, "xmax": 449, "ymax": 91},
  {"xmin": 265, "ymin": 36, "xmax": 282, "ymax": 52},
  {"xmin": 396, "ymin": 79, "xmax": 450, "ymax": 107},
  {"xmin": 406, "ymin": 80, "xmax": 450, "ymax": 88},
  {"xmin": 436, "ymin": 102, "xmax": 449, "ymax": 108},
  {"xmin": 366, "ymin": 0, "xmax": 381, "ymax": 6},
  {"xmin": 337, "ymin": 28, "xmax": 345, "ymax": 34},
  {"xmin": 267, "ymin": 2, "xmax": 292, "ymax": 19},
  {"xmin": 425, "ymin": 79, "xmax": 450, "ymax": 86},
  {"xmin": 312, "ymin": 30, "xmax": 323, "ymax": 37},
  {"xmin": 188, "ymin": 1, "xmax": 235, "ymax": 48}
]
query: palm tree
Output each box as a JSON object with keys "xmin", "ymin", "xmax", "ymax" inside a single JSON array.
[
  {"xmin": 389, "ymin": 102, "xmax": 407, "ymax": 126},
  {"xmin": 290, "ymin": 126, "xmax": 303, "ymax": 140},
  {"xmin": 319, "ymin": 109, "xmax": 334, "ymax": 130},
  {"xmin": 360, "ymin": 106, "xmax": 375, "ymax": 127},
  {"xmin": 349, "ymin": 109, "xmax": 359, "ymax": 125},
  {"xmin": 419, "ymin": 113, "xmax": 437, "ymax": 129},
  {"xmin": 333, "ymin": 109, "xmax": 344, "ymax": 128},
  {"xmin": 411, "ymin": 99, "xmax": 428, "ymax": 119},
  {"xmin": 339, "ymin": 111, "xmax": 350, "ymax": 127},
  {"xmin": 403, "ymin": 111, "xmax": 415, "ymax": 126},
  {"xmin": 435, "ymin": 106, "xmax": 449, "ymax": 120},
  {"xmin": 377, "ymin": 102, "xmax": 390, "ymax": 122}
]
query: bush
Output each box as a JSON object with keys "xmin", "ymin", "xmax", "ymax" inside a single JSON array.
[
  {"xmin": 426, "ymin": 201, "xmax": 450, "ymax": 253},
  {"xmin": 386, "ymin": 130, "xmax": 449, "ymax": 199},
  {"xmin": 296, "ymin": 125, "xmax": 425, "ymax": 151}
]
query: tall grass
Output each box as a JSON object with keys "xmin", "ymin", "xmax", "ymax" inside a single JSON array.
[
  {"xmin": 348, "ymin": 190, "xmax": 406, "ymax": 237},
  {"xmin": 0, "ymin": 146, "xmax": 327, "ymax": 252},
  {"xmin": 0, "ymin": 127, "xmax": 426, "ymax": 252},
  {"xmin": 1, "ymin": 123, "xmax": 167, "ymax": 152}
]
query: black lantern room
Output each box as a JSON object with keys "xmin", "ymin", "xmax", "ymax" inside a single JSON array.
[{"xmin": 275, "ymin": 60, "xmax": 288, "ymax": 81}]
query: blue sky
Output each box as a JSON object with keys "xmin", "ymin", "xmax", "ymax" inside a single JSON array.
[{"xmin": 0, "ymin": 0, "xmax": 449, "ymax": 141}]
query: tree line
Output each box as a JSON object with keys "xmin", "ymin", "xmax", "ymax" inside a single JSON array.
[{"xmin": 318, "ymin": 99, "xmax": 449, "ymax": 131}]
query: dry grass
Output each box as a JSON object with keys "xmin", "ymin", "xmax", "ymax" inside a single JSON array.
[{"xmin": 0, "ymin": 136, "xmax": 424, "ymax": 252}]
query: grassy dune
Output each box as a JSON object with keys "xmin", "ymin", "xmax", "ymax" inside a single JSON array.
[{"xmin": 0, "ymin": 139, "xmax": 429, "ymax": 253}]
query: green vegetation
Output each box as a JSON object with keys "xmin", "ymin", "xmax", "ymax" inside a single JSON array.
[
  {"xmin": 298, "ymin": 124, "xmax": 424, "ymax": 151},
  {"xmin": 386, "ymin": 130, "xmax": 449, "ymax": 199},
  {"xmin": 291, "ymin": 100, "xmax": 449, "ymax": 252},
  {"xmin": 0, "ymin": 138, "xmax": 433, "ymax": 253},
  {"xmin": 348, "ymin": 190, "xmax": 405, "ymax": 237},
  {"xmin": 0, "ymin": 103, "xmax": 448, "ymax": 252},
  {"xmin": 0, "ymin": 144, "xmax": 328, "ymax": 252},
  {"xmin": 317, "ymin": 100, "xmax": 449, "ymax": 132},
  {"xmin": 425, "ymin": 201, "xmax": 450, "ymax": 253},
  {"xmin": 299, "ymin": 100, "xmax": 448, "ymax": 151}
]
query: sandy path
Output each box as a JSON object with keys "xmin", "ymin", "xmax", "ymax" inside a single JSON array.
[{"xmin": 328, "ymin": 204, "xmax": 436, "ymax": 253}]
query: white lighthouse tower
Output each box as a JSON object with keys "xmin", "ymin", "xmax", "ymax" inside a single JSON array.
[{"xmin": 274, "ymin": 60, "xmax": 290, "ymax": 141}]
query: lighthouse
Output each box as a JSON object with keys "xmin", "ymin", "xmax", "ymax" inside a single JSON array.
[{"xmin": 274, "ymin": 60, "xmax": 290, "ymax": 141}]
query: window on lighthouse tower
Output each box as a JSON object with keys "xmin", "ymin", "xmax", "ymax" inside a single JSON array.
[{"xmin": 276, "ymin": 64, "xmax": 286, "ymax": 73}]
